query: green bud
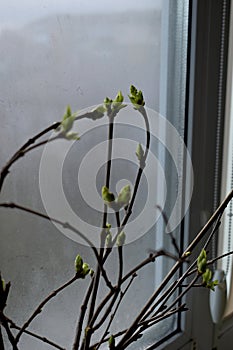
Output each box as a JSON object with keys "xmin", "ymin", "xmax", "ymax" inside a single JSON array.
[
  {"xmin": 65, "ymin": 132, "xmax": 80, "ymax": 140},
  {"xmin": 128, "ymin": 85, "xmax": 145, "ymax": 108},
  {"xmin": 81, "ymin": 263, "xmax": 90, "ymax": 278},
  {"xmin": 130, "ymin": 85, "xmax": 137, "ymax": 97},
  {"xmin": 105, "ymin": 233, "xmax": 113, "ymax": 248},
  {"xmin": 61, "ymin": 105, "xmax": 75, "ymax": 132},
  {"xmin": 198, "ymin": 259, "xmax": 207, "ymax": 274},
  {"xmin": 112, "ymin": 90, "xmax": 124, "ymax": 109},
  {"xmin": 104, "ymin": 97, "xmax": 113, "ymax": 105},
  {"xmin": 108, "ymin": 335, "xmax": 115, "ymax": 349},
  {"xmin": 116, "ymin": 185, "xmax": 131, "ymax": 208},
  {"xmin": 106, "ymin": 223, "xmax": 111, "ymax": 229},
  {"xmin": 136, "ymin": 143, "xmax": 144, "ymax": 162},
  {"xmin": 198, "ymin": 249, "xmax": 207, "ymax": 262},
  {"xmin": 184, "ymin": 251, "xmax": 191, "ymax": 257},
  {"xmin": 64, "ymin": 105, "xmax": 72, "ymax": 119},
  {"xmin": 102, "ymin": 186, "xmax": 115, "ymax": 203},
  {"xmin": 114, "ymin": 91, "xmax": 124, "ymax": 103},
  {"xmin": 59, "ymin": 105, "xmax": 80, "ymax": 140},
  {"xmin": 61, "ymin": 116, "xmax": 75, "ymax": 133},
  {"xmin": 202, "ymin": 268, "xmax": 212, "ymax": 284},
  {"xmin": 136, "ymin": 90, "xmax": 145, "ymax": 106},
  {"xmin": 75, "ymin": 255, "xmax": 83, "ymax": 274},
  {"xmin": 197, "ymin": 249, "xmax": 207, "ymax": 273},
  {"xmin": 117, "ymin": 231, "xmax": 126, "ymax": 246}
]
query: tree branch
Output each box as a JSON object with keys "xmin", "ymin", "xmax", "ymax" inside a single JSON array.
[
  {"xmin": 95, "ymin": 273, "xmax": 137, "ymax": 350},
  {"xmin": 6, "ymin": 316, "xmax": 66, "ymax": 350},
  {"xmin": 0, "ymin": 312, "xmax": 18, "ymax": 350},
  {"xmin": 0, "ymin": 202, "xmax": 113, "ymax": 291},
  {"xmin": 72, "ymin": 277, "xmax": 94, "ymax": 350},
  {"xmin": 15, "ymin": 275, "xmax": 78, "ymax": 344},
  {"xmin": 116, "ymin": 188, "xmax": 233, "ymax": 348},
  {"xmin": 0, "ymin": 122, "xmax": 61, "ymax": 192}
]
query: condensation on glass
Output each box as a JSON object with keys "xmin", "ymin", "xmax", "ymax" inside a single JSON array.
[{"xmin": 0, "ymin": 1, "xmax": 189, "ymax": 349}]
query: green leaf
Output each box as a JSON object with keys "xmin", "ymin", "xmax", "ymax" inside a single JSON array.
[{"xmin": 91, "ymin": 105, "xmax": 106, "ymax": 120}]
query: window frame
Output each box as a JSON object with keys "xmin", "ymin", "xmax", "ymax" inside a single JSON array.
[{"xmin": 155, "ymin": 0, "xmax": 231, "ymax": 349}]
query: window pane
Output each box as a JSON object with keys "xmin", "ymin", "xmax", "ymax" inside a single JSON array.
[
  {"xmin": 219, "ymin": 7, "xmax": 233, "ymax": 316},
  {"xmin": 0, "ymin": 1, "xmax": 189, "ymax": 349}
]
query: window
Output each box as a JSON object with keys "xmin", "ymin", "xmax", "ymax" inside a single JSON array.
[
  {"xmin": 2, "ymin": 0, "xmax": 231, "ymax": 350},
  {"xmin": 0, "ymin": 1, "xmax": 191, "ymax": 349}
]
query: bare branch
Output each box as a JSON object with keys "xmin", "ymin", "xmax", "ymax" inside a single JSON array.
[
  {"xmin": 15, "ymin": 275, "xmax": 78, "ymax": 344},
  {"xmin": 6, "ymin": 317, "xmax": 66, "ymax": 350},
  {"xmin": 72, "ymin": 277, "xmax": 95, "ymax": 350},
  {"xmin": 0, "ymin": 202, "xmax": 113, "ymax": 291}
]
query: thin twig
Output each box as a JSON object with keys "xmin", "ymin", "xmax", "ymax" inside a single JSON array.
[
  {"xmin": 124, "ymin": 274, "xmax": 198, "ymax": 349},
  {"xmin": 122, "ymin": 304, "xmax": 188, "ymax": 349},
  {"xmin": 0, "ymin": 122, "xmax": 60, "ymax": 192},
  {"xmin": 116, "ymin": 188, "xmax": 233, "ymax": 348},
  {"xmin": 6, "ymin": 317, "xmax": 66, "ymax": 350},
  {"xmin": 149, "ymin": 220, "xmax": 228, "ymax": 320},
  {"xmin": 72, "ymin": 277, "xmax": 95, "ymax": 350},
  {"xmin": 156, "ymin": 205, "xmax": 181, "ymax": 256},
  {"xmin": 0, "ymin": 109, "xmax": 95, "ymax": 193},
  {"xmin": 208, "ymin": 250, "xmax": 233, "ymax": 266},
  {"xmin": 0, "ymin": 312, "xmax": 18, "ymax": 350},
  {"xmin": 203, "ymin": 212, "xmax": 223, "ymax": 251},
  {"xmin": 15, "ymin": 275, "xmax": 78, "ymax": 343},
  {"xmin": 0, "ymin": 202, "xmax": 113, "ymax": 291},
  {"xmin": 95, "ymin": 274, "xmax": 137, "ymax": 350},
  {"xmin": 90, "ymin": 304, "xmax": 187, "ymax": 350},
  {"xmin": 84, "ymin": 115, "xmax": 115, "ymax": 350},
  {"xmin": 84, "ymin": 250, "xmax": 173, "ymax": 334},
  {"xmin": 122, "ymin": 250, "xmax": 179, "ymax": 285},
  {"xmin": 103, "ymin": 106, "xmax": 151, "ymax": 261}
]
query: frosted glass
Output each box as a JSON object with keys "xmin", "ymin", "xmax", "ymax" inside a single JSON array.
[{"xmin": 0, "ymin": 1, "xmax": 189, "ymax": 349}]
